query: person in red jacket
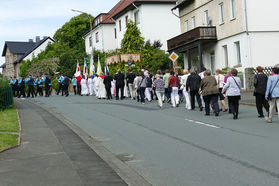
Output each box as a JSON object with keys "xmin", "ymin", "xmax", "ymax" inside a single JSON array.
[
  {"xmin": 76, "ymin": 75, "xmax": 82, "ymax": 95},
  {"xmin": 168, "ymin": 71, "xmax": 179, "ymax": 107}
]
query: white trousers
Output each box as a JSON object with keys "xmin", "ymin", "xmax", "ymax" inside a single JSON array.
[
  {"xmin": 171, "ymin": 87, "xmax": 179, "ymax": 107},
  {"xmin": 269, "ymin": 98, "xmax": 279, "ymax": 119},
  {"xmin": 128, "ymin": 83, "xmax": 136, "ymax": 99},
  {"xmin": 156, "ymin": 91, "xmax": 164, "ymax": 107},
  {"xmin": 183, "ymin": 88, "xmax": 191, "ymax": 110},
  {"xmin": 145, "ymin": 87, "xmax": 152, "ymax": 101}
]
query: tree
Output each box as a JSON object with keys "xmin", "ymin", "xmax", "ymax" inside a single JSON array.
[{"xmin": 121, "ymin": 21, "xmax": 144, "ymax": 53}]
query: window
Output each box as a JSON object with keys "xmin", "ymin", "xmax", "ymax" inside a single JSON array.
[
  {"xmin": 134, "ymin": 11, "xmax": 140, "ymax": 24},
  {"xmin": 223, "ymin": 45, "xmax": 229, "ymax": 67},
  {"xmin": 230, "ymin": 0, "xmax": 235, "ymax": 19},
  {"xmin": 235, "ymin": 41, "xmax": 241, "ymax": 65},
  {"xmin": 89, "ymin": 36, "xmax": 92, "ymax": 47},
  {"xmin": 119, "ymin": 20, "xmax": 122, "ymax": 31},
  {"xmin": 191, "ymin": 16, "xmax": 196, "ymax": 29},
  {"xmin": 114, "ymin": 28, "xmax": 117, "ymax": 39},
  {"xmin": 204, "ymin": 10, "xmax": 209, "ymax": 26},
  {"xmin": 96, "ymin": 32, "xmax": 99, "ymax": 43},
  {"xmin": 95, "ymin": 20, "xmax": 97, "ymax": 25},
  {"xmin": 219, "ymin": 2, "xmax": 224, "ymax": 24},
  {"xmin": 185, "ymin": 20, "xmax": 189, "ymax": 32},
  {"xmin": 125, "ymin": 16, "xmax": 128, "ymax": 27},
  {"xmin": 100, "ymin": 16, "xmax": 103, "ymax": 22}
]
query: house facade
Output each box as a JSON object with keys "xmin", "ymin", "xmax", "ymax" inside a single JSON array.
[
  {"xmin": 84, "ymin": 0, "xmax": 180, "ymax": 53},
  {"xmin": 1, "ymin": 36, "xmax": 54, "ymax": 78},
  {"xmin": 168, "ymin": 0, "xmax": 279, "ymax": 78}
]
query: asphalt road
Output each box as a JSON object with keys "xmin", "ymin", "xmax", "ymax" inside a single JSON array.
[{"xmin": 31, "ymin": 94, "xmax": 279, "ymax": 186}]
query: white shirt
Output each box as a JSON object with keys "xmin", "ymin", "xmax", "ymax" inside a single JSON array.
[{"xmin": 215, "ymin": 74, "xmax": 225, "ymax": 88}]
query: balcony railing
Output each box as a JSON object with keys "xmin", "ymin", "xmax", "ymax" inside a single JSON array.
[{"xmin": 167, "ymin": 26, "xmax": 217, "ymax": 51}]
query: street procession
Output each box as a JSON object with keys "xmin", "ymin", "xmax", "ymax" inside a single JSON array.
[{"xmin": 1, "ymin": 0, "xmax": 279, "ymax": 186}]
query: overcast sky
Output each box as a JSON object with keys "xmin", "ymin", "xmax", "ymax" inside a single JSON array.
[{"xmin": 0, "ymin": 0, "xmax": 119, "ymax": 68}]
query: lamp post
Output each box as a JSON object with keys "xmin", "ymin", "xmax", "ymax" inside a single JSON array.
[{"xmin": 71, "ymin": 9, "xmax": 93, "ymax": 52}]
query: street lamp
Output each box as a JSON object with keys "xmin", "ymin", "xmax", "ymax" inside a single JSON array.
[{"xmin": 71, "ymin": 9, "xmax": 93, "ymax": 52}]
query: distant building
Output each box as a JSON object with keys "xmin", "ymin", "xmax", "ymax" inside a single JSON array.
[
  {"xmin": 83, "ymin": 0, "xmax": 180, "ymax": 53},
  {"xmin": 1, "ymin": 36, "xmax": 54, "ymax": 78},
  {"xmin": 168, "ymin": 0, "xmax": 279, "ymax": 74}
]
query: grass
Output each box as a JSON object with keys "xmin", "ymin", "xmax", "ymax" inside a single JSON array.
[
  {"xmin": 0, "ymin": 133, "xmax": 19, "ymax": 150},
  {"xmin": 0, "ymin": 106, "xmax": 20, "ymax": 151},
  {"xmin": 0, "ymin": 107, "xmax": 19, "ymax": 132}
]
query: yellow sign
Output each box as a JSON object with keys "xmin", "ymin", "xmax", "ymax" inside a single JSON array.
[{"xmin": 169, "ymin": 52, "xmax": 179, "ymax": 62}]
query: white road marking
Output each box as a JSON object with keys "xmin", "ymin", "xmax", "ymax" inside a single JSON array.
[{"xmin": 185, "ymin": 119, "xmax": 220, "ymax": 129}]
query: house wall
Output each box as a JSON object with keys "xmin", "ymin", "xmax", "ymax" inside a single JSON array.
[
  {"xmin": 5, "ymin": 48, "xmax": 17, "ymax": 78},
  {"xmin": 23, "ymin": 38, "xmax": 54, "ymax": 61},
  {"xmin": 179, "ymin": 0, "xmax": 245, "ymax": 40},
  {"xmin": 115, "ymin": 3, "xmax": 180, "ymax": 51},
  {"xmin": 85, "ymin": 24, "xmax": 117, "ymax": 53}
]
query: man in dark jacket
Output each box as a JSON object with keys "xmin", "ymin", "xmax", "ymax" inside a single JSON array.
[
  {"xmin": 186, "ymin": 68, "xmax": 202, "ymax": 110},
  {"xmin": 62, "ymin": 74, "xmax": 69, "ymax": 97},
  {"xmin": 12, "ymin": 76, "xmax": 18, "ymax": 97},
  {"xmin": 44, "ymin": 73, "xmax": 51, "ymax": 97},
  {"xmin": 114, "ymin": 69, "xmax": 125, "ymax": 100},
  {"xmin": 104, "ymin": 73, "xmax": 113, "ymax": 99},
  {"xmin": 126, "ymin": 69, "xmax": 136, "ymax": 99},
  {"xmin": 26, "ymin": 75, "xmax": 35, "ymax": 98},
  {"xmin": 18, "ymin": 76, "xmax": 25, "ymax": 98}
]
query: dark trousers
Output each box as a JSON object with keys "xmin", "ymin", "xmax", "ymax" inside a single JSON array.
[
  {"xmin": 116, "ymin": 85, "xmax": 124, "ymax": 99},
  {"xmin": 13, "ymin": 85, "xmax": 18, "ymax": 97},
  {"xmin": 165, "ymin": 88, "xmax": 170, "ymax": 100},
  {"xmin": 57, "ymin": 83, "xmax": 63, "ymax": 95},
  {"xmin": 27, "ymin": 86, "xmax": 35, "ymax": 98},
  {"xmin": 203, "ymin": 94, "xmax": 219, "ymax": 115},
  {"xmin": 18, "ymin": 86, "xmax": 25, "ymax": 98},
  {"xmin": 140, "ymin": 87, "xmax": 146, "ymax": 103},
  {"xmin": 77, "ymin": 85, "xmax": 81, "ymax": 95},
  {"xmin": 255, "ymin": 93, "xmax": 269, "ymax": 116},
  {"xmin": 106, "ymin": 87, "xmax": 112, "ymax": 99},
  {"xmin": 45, "ymin": 86, "xmax": 50, "ymax": 97},
  {"xmin": 73, "ymin": 86, "xmax": 77, "ymax": 95},
  {"xmin": 228, "ymin": 96, "xmax": 240, "ymax": 116},
  {"xmin": 190, "ymin": 90, "xmax": 202, "ymax": 109},
  {"xmin": 64, "ymin": 84, "xmax": 69, "ymax": 96},
  {"xmin": 38, "ymin": 87, "xmax": 43, "ymax": 96}
]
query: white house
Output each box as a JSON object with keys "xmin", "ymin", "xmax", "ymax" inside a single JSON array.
[
  {"xmin": 84, "ymin": 0, "xmax": 181, "ymax": 53},
  {"xmin": 168, "ymin": 0, "xmax": 279, "ymax": 74}
]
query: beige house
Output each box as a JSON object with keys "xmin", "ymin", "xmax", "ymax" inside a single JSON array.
[{"xmin": 168, "ymin": 0, "xmax": 279, "ymax": 81}]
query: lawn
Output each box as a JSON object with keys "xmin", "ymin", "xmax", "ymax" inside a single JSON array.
[{"xmin": 0, "ymin": 106, "xmax": 20, "ymax": 151}]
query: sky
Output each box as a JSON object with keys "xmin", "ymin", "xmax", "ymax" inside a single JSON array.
[{"xmin": 0, "ymin": 0, "xmax": 120, "ymax": 71}]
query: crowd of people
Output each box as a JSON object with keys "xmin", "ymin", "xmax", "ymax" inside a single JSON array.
[{"xmin": 8, "ymin": 64, "xmax": 279, "ymax": 122}]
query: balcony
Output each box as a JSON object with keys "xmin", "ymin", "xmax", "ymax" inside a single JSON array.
[{"xmin": 167, "ymin": 26, "xmax": 217, "ymax": 52}]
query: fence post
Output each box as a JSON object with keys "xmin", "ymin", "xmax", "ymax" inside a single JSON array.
[{"xmin": 245, "ymin": 68, "xmax": 254, "ymax": 92}]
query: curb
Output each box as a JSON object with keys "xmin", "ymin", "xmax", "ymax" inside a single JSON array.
[
  {"xmin": 31, "ymin": 100, "xmax": 152, "ymax": 186},
  {"xmin": 0, "ymin": 109, "xmax": 22, "ymax": 153}
]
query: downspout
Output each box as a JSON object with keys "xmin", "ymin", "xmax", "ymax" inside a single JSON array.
[
  {"xmin": 132, "ymin": 3, "xmax": 139, "ymax": 10},
  {"xmin": 171, "ymin": 9, "xmax": 180, "ymax": 18}
]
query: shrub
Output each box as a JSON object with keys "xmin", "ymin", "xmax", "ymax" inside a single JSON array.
[{"xmin": 0, "ymin": 79, "xmax": 13, "ymax": 109}]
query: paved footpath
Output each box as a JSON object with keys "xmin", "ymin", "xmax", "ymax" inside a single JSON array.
[{"xmin": 0, "ymin": 100, "xmax": 127, "ymax": 186}]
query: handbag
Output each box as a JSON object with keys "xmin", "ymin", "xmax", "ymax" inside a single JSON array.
[
  {"xmin": 137, "ymin": 78, "xmax": 144, "ymax": 92},
  {"xmin": 267, "ymin": 77, "xmax": 279, "ymax": 100}
]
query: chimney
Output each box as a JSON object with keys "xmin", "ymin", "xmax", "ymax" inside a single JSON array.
[
  {"xmin": 28, "ymin": 39, "xmax": 33, "ymax": 42},
  {"xmin": 43, "ymin": 36, "xmax": 48, "ymax": 39},
  {"xmin": 35, "ymin": 36, "xmax": 40, "ymax": 43}
]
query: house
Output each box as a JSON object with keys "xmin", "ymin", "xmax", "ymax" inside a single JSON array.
[
  {"xmin": 1, "ymin": 36, "xmax": 54, "ymax": 78},
  {"xmin": 83, "ymin": 0, "xmax": 180, "ymax": 53},
  {"xmin": 168, "ymin": 0, "xmax": 279, "ymax": 75}
]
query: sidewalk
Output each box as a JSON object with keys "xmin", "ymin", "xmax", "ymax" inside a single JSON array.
[
  {"xmin": 0, "ymin": 100, "xmax": 127, "ymax": 186},
  {"xmin": 239, "ymin": 91, "xmax": 256, "ymax": 106}
]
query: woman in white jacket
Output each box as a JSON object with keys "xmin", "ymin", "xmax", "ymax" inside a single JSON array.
[
  {"xmin": 81, "ymin": 76, "xmax": 89, "ymax": 96},
  {"xmin": 180, "ymin": 69, "xmax": 191, "ymax": 110},
  {"xmin": 88, "ymin": 76, "xmax": 94, "ymax": 96}
]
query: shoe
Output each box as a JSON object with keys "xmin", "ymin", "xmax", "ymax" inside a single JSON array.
[
  {"xmin": 215, "ymin": 112, "xmax": 219, "ymax": 117},
  {"xmin": 142, "ymin": 102, "xmax": 145, "ymax": 105},
  {"xmin": 265, "ymin": 117, "xmax": 272, "ymax": 123},
  {"xmin": 258, "ymin": 115, "xmax": 264, "ymax": 118},
  {"xmin": 176, "ymin": 104, "xmax": 179, "ymax": 107},
  {"xmin": 167, "ymin": 98, "xmax": 171, "ymax": 103},
  {"xmin": 223, "ymin": 109, "xmax": 228, "ymax": 112},
  {"xmin": 205, "ymin": 113, "xmax": 210, "ymax": 116},
  {"xmin": 233, "ymin": 115, "xmax": 237, "ymax": 119},
  {"xmin": 200, "ymin": 107, "xmax": 203, "ymax": 111}
]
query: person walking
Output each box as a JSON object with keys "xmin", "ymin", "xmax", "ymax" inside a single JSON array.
[
  {"xmin": 26, "ymin": 75, "xmax": 35, "ymax": 98},
  {"xmin": 72, "ymin": 76, "xmax": 77, "ymax": 95},
  {"xmin": 81, "ymin": 75, "xmax": 89, "ymax": 96},
  {"xmin": 163, "ymin": 70, "xmax": 171, "ymax": 102},
  {"xmin": 62, "ymin": 75, "xmax": 69, "ymax": 97},
  {"xmin": 222, "ymin": 69, "xmax": 242, "ymax": 119},
  {"xmin": 18, "ymin": 76, "xmax": 25, "ymax": 98},
  {"xmin": 180, "ymin": 69, "xmax": 191, "ymax": 110},
  {"xmin": 215, "ymin": 69, "xmax": 227, "ymax": 112},
  {"xmin": 153, "ymin": 74, "xmax": 165, "ymax": 108},
  {"xmin": 37, "ymin": 77, "xmax": 43, "ymax": 96},
  {"xmin": 114, "ymin": 69, "xmax": 125, "ymax": 100},
  {"xmin": 77, "ymin": 75, "xmax": 82, "ymax": 96},
  {"xmin": 145, "ymin": 73, "xmax": 153, "ymax": 102},
  {"xmin": 134, "ymin": 73, "xmax": 140, "ymax": 102},
  {"xmin": 126, "ymin": 69, "xmax": 136, "ymax": 100},
  {"xmin": 56, "ymin": 74, "xmax": 64, "ymax": 96},
  {"xmin": 186, "ymin": 68, "xmax": 202, "ymax": 111},
  {"xmin": 137, "ymin": 72, "xmax": 147, "ymax": 104},
  {"xmin": 265, "ymin": 65, "xmax": 279, "ymax": 123},
  {"xmin": 104, "ymin": 73, "xmax": 113, "ymax": 100},
  {"xmin": 43, "ymin": 73, "xmax": 51, "ymax": 97},
  {"xmin": 169, "ymin": 71, "xmax": 179, "ymax": 108},
  {"xmin": 12, "ymin": 76, "xmax": 18, "ymax": 97},
  {"xmin": 254, "ymin": 66, "xmax": 269, "ymax": 118},
  {"xmin": 88, "ymin": 76, "xmax": 94, "ymax": 96},
  {"xmin": 200, "ymin": 69, "xmax": 220, "ymax": 116}
]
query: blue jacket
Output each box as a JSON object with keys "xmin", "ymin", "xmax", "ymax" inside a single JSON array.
[
  {"xmin": 265, "ymin": 74, "xmax": 279, "ymax": 98},
  {"xmin": 72, "ymin": 78, "xmax": 77, "ymax": 86}
]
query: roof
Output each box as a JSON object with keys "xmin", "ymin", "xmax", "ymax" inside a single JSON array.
[
  {"xmin": 16, "ymin": 37, "xmax": 54, "ymax": 64},
  {"xmin": 171, "ymin": 0, "xmax": 194, "ymax": 10},
  {"xmin": 83, "ymin": 0, "xmax": 176, "ymax": 37},
  {"xmin": 2, "ymin": 41, "xmax": 35, "ymax": 56}
]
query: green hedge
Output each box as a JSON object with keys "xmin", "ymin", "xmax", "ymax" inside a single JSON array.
[{"xmin": 0, "ymin": 79, "xmax": 13, "ymax": 110}]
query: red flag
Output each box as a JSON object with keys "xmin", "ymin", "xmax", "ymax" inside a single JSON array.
[{"xmin": 75, "ymin": 62, "xmax": 81, "ymax": 78}]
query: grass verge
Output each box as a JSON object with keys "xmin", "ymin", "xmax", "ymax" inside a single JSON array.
[{"xmin": 0, "ymin": 106, "xmax": 20, "ymax": 152}]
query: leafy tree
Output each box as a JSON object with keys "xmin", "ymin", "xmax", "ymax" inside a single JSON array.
[{"xmin": 121, "ymin": 21, "xmax": 144, "ymax": 53}]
